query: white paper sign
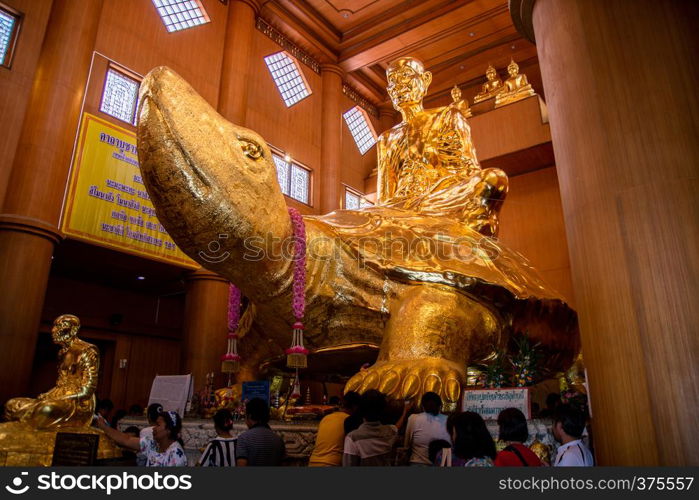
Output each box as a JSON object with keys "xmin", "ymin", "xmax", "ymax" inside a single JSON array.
[
  {"xmin": 148, "ymin": 374, "xmax": 193, "ymax": 416},
  {"xmin": 462, "ymin": 388, "xmax": 531, "ymax": 420}
]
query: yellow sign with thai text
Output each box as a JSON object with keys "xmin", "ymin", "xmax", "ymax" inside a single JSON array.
[{"xmin": 61, "ymin": 113, "xmax": 197, "ymax": 268}]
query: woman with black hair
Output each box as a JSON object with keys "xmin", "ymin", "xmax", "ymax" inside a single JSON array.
[
  {"xmin": 198, "ymin": 409, "xmax": 236, "ymax": 467},
  {"xmin": 404, "ymin": 392, "xmax": 451, "ymax": 465},
  {"xmin": 97, "ymin": 410, "xmax": 187, "ymax": 466},
  {"xmin": 494, "ymin": 408, "xmax": 543, "ymax": 466},
  {"xmin": 444, "ymin": 411, "xmax": 496, "ymax": 467}
]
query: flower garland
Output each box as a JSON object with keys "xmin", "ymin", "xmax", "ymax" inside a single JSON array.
[
  {"xmin": 285, "ymin": 207, "xmax": 308, "ymax": 369},
  {"xmin": 221, "ymin": 284, "xmax": 242, "ymax": 374}
]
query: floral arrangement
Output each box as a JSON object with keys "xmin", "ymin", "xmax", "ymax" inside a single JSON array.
[
  {"xmin": 510, "ymin": 334, "xmax": 541, "ymax": 387},
  {"xmin": 478, "ymin": 348, "xmax": 508, "ymax": 388},
  {"xmin": 285, "ymin": 207, "xmax": 308, "ymax": 369},
  {"xmin": 221, "ymin": 284, "xmax": 242, "ymax": 374}
]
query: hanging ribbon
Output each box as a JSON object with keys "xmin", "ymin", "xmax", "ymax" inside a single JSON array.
[{"xmin": 285, "ymin": 207, "xmax": 308, "ymax": 368}]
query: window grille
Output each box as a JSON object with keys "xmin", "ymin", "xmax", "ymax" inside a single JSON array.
[
  {"xmin": 343, "ymin": 106, "xmax": 377, "ymax": 155},
  {"xmin": 151, "ymin": 0, "xmax": 210, "ymax": 32},
  {"xmin": 264, "ymin": 51, "xmax": 312, "ymax": 107},
  {"xmin": 100, "ymin": 68, "xmax": 141, "ymax": 125}
]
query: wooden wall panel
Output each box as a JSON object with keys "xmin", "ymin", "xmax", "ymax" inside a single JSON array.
[
  {"xmin": 469, "ymin": 96, "xmax": 550, "ymax": 162},
  {"xmin": 93, "ymin": 0, "xmax": 227, "ymax": 106},
  {"xmin": 498, "ymin": 167, "xmax": 574, "ymax": 306},
  {"xmin": 41, "ymin": 275, "xmax": 184, "ymax": 337},
  {"xmin": 124, "ymin": 335, "xmax": 181, "ymax": 409},
  {"xmin": 245, "ymin": 29, "xmax": 323, "ymax": 214},
  {"xmin": 0, "ymin": 0, "xmax": 52, "ymax": 207}
]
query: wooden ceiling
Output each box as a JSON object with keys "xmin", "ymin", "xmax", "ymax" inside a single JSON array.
[{"xmin": 260, "ymin": 0, "xmax": 541, "ymax": 106}]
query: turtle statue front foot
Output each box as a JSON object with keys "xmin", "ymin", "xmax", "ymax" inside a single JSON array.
[{"xmin": 345, "ymin": 357, "xmax": 464, "ymax": 405}]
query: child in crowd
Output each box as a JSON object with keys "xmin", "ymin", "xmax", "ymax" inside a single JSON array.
[{"xmin": 198, "ymin": 409, "xmax": 236, "ymax": 467}]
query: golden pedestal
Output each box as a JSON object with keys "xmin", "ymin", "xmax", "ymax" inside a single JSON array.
[{"xmin": 0, "ymin": 421, "xmax": 123, "ymax": 466}]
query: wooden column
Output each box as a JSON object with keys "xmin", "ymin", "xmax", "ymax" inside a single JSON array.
[
  {"xmin": 179, "ymin": 0, "xmax": 263, "ymax": 393},
  {"xmin": 512, "ymin": 0, "xmax": 699, "ymax": 465},
  {"xmin": 218, "ymin": 0, "xmax": 260, "ymax": 125},
  {"xmin": 320, "ymin": 64, "xmax": 344, "ymax": 214},
  {"xmin": 182, "ymin": 270, "xmax": 230, "ymax": 392},
  {"xmin": 0, "ymin": 0, "xmax": 104, "ymax": 404}
]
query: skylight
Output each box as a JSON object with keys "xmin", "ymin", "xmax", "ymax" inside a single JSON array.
[
  {"xmin": 0, "ymin": 6, "xmax": 20, "ymax": 68},
  {"xmin": 151, "ymin": 0, "xmax": 210, "ymax": 33},
  {"xmin": 100, "ymin": 68, "xmax": 141, "ymax": 125},
  {"xmin": 264, "ymin": 51, "xmax": 312, "ymax": 107},
  {"xmin": 343, "ymin": 106, "xmax": 377, "ymax": 155}
]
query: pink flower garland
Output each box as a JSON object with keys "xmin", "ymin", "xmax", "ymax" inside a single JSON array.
[
  {"xmin": 289, "ymin": 207, "xmax": 306, "ymax": 320},
  {"xmin": 228, "ymin": 284, "xmax": 242, "ymax": 332},
  {"xmin": 221, "ymin": 284, "xmax": 241, "ymax": 373},
  {"xmin": 286, "ymin": 207, "xmax": 308, "ymax": 367}
]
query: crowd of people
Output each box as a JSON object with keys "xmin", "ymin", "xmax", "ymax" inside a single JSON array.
[{"xmin": 95, "ymin": 389, "xmax": 592, "ymax": 467}]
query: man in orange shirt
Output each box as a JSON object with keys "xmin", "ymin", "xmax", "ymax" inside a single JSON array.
[{"xmin": 309, "ymin": 392, "xmax": 360, "ymax": 466}]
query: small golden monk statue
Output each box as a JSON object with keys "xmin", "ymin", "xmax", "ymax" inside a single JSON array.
[
  {"xmin": 473, "ymin": 64, "xmax": 504, "ymax": 103},
  {"xmin": 4, "ymin": 314, "xmax": 99, "ymax": 429},
  {"xmin": 495, "ymin": 58, "xmax": 536, "ymax": 108}
]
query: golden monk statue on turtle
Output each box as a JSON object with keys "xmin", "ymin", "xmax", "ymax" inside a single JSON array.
[{"xmin": 135, "ymin": 57, "xmax": 578, "ymax": 405}]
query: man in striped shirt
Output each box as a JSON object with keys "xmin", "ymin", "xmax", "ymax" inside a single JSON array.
[{"xmin": 236, "ymin": 398, "xmax": 285, "ymax": 466}]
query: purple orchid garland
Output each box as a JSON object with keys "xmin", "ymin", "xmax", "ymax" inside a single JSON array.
[{"xmin": 286, "ymin": 207, "xmax": 308, "ymax": 365}]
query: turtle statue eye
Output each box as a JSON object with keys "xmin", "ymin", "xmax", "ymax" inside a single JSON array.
[{"xmin": 238, "ymin": 137, "xmax": 263, "ymax": 160}]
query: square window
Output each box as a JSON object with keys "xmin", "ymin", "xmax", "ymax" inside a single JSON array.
[
  {"xmin": 345, "ymin": 190, "xmax": 360, "ymax": 210},
  {"xmin": 152, "ymin": 0, "xmax": 209, "ymax": 32},
  {"xmin": 272, "ymin": 154, "xmax": 290, "ymax": 196},
  {"xmin": 345, "ymin": 187, "xmax": 373, "ymax": 210},
  {"xmin": 290, "ymin": 164, "xmax": 309, "ymax": 204},
  {"xmin": 272, "ymin": 150, "xmax": 311, "ymax": 204},
  {"xmin": 343, "ymin": 106, "xmax": 377, "ymax": 155},
  {"xmin": 263, "ymin": 51, "xmax": 312, "ymax": 107},
  {"xmin": 100, "ymin": 67, "xmax": 141, "ymax": 125}
]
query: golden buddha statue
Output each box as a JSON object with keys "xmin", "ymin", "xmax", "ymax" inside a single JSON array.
[
  {"xmin": 4, "ymin": 314, "xmax": 98, "ymax": 429},
  {"xmin": 450, "ymin": 84, "xmax": 472, "ymax": 117},
  {"xmin": 473, "ymin": 64, "xmax": 504, "ymax": 103},
  {"xmin": 495, "ymin": 59, "xmax": 536, "ymax": 108}
]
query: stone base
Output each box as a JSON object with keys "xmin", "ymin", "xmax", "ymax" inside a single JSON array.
[{"xmin": 0, "ymin": 421, "xmax": 123, "ymax": 466}]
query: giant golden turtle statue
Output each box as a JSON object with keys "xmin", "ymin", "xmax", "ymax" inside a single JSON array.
[{"xmin": 135, "ymin": 57, "xmax": 579, "ymax": 405}]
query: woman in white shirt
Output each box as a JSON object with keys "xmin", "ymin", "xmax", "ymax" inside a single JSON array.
[
  {"xmin": 98, "ymin": 410, "xmax": 187, "ymax": 466},
  {"xmin": 404, "ymin": 392, "xmax": 451, "ymax": 465}
]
